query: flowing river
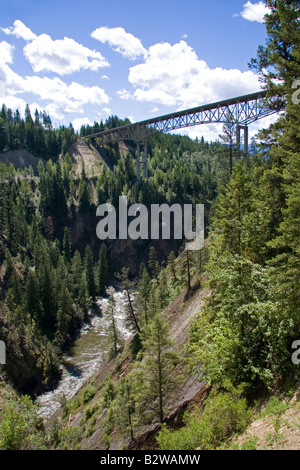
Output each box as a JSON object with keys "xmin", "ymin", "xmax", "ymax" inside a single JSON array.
[{"xmin": 37, "ymin": 290, "xmax": 132, "ymax": 419}]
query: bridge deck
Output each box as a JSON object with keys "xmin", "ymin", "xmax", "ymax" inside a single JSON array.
[{"xmin": 86, "ymin": 90, "xmax": 277, "ymax": 143}]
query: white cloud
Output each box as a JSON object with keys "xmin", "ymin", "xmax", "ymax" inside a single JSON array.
[
  {"xmin": 2, "ymin": 20, "xmax": 36, "ymax": 41},
  {"xmin": 238, "ymin": 1, "xmax": 271, "ymax": 23},
  {"xmin": 91, "ymin": 26, "xmax": 147, "ymax": 60},
  {"xmin": 0, "ymin": 57, "xmax": 110, "ymax": 120},
  {"xmin": 172, "ymin": 113, "xmax": 279, "ymax": 143},
  {"xmin": 72, "ymin": 116, "xmax": 93, "ymax": 131},
  {"xmin": 117, "ymin": 88, "xmax": 134, "ymax": 100},
  {"xmin": 102, "ymin": 107, "xmax": 111, "ymax": 114},
  {"xmin": 101, "ymin": 75, "xmax": 109, "ymax": 80},
  {"xmin": 118, "ymin": 40, "xmax": 261, "ymax": 109},
  {"xmin": 23, "ymin": 34, "xmax": 109, "ymax": 75},
  {"xmin": 0, "ymin": 41, "xmax": 14, "ymax": 65}
]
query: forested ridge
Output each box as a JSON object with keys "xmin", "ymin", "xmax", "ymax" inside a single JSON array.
[{"xmin": 0, "ymin": 0, "xmax": 300, "ymax": 451}]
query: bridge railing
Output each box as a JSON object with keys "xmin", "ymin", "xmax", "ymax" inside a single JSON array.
[{"xmin": 86, "ymin": 90, "xmax": 278, "ymax": 144}]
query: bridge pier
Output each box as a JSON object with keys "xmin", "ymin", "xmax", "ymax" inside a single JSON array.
[
  {"xmin": 236, "ymin": 124, "xmax": 249, "ymax": 156},
  {"xmin": 136, "ymin": 142, "xmax": 141, "ymax": 185}
]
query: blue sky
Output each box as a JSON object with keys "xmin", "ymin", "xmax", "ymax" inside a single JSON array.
[{"xmin": 0, "ymin": 0, "xmax": 277, "ymax": 140}]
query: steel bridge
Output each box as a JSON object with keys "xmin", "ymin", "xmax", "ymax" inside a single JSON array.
[{"xmin": 86, "ymin": 90, "xmax": 278, "ymax": 183}]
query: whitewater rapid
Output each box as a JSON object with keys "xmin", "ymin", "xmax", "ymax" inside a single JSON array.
[{"xmin": 37, "ymin": 290, "xmax": 132, "ymax": 419}]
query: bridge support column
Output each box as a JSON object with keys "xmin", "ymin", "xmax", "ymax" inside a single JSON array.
[
  {"xmin": 136, "ymin": 142, "xmax": 141, "ymax": 185},
  {"xmin": 236, "ymin": 124, "xmax": 249, "ymax": 157},
  {"xmin": 244, "ymin": 125, "xmax": 248, "ymax": 155},
  {"xmin": 143, "ymin": 141, "xmax": 148, "ymax": 180}
]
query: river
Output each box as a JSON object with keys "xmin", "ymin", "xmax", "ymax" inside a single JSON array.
[{"xmin": 37, "ymin": 290, "xmax": 132, "ymax": 419}]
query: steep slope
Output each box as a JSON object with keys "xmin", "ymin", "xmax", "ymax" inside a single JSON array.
[
  {"xmin": 230, "ymin": 392, "xmax": 300, "ymax": 450},
  {"xmin": 67, "ymin": 138, "xmax": 111, "ymax": 177},
  {"xmin": 48, "ymin": 285, "xmax": 209, "ymax": 450},
  {"xmin": 0, "ymin": 148, "xmax": 46, "ymax": 171}
]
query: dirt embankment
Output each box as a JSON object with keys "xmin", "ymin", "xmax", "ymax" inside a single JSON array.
[
  {"xmin": 67, "ymin": 139, "xmax": 111, "ymax": 177},
  {"xmin": 0, "ymin": 149, "xmax": 46, "ymax": 171},
  {"xmin": 231, "ymin": 392, "xmax": 300, "ymax": 450}
]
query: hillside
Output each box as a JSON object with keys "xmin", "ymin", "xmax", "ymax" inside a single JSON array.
[
  {"xmin": 46, "ymin": 285, "xmax": 209, "ymax": 450},
  {"xmin": 0, "ymin": 148, "xmax": 47, "ymax": 172},
  {"xmin": 231, "ymin": 394, "xmax": 300, "ymax": 450},
  {"xmin": 67, "ymin": 139, "xmax": 112, "ymax": 177}
]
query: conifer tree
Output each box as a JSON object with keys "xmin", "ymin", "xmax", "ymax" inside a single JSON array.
[
  {"xmin": 115, "ymin": 377, "xmax": 136, "ymax": 440},
  {"xmin": 167, "ymin": 250, "xmax": 177, "ymax": 284},
  {"xmin": 97, "ymin": 243, "xmax": 108, "ymax": 296},
  {"xmin": 137, "ymin": 264, "xmax": 151, "ymax": 325},
  {"xmin": 117, "ymin": 267, "xmax": 140, "ymax": 333},
  {"xmin": 84, "ymin": 244, "xmax": 96, "ymax": 301},
  {"xmin": 148, "ymin": 246, "xmax": 160, "ymax": 281},
  {"xmin": 25, "ymin": 270, "xmax": 43, "ymax": 322},
  {"xmin": 63, "ymin": 227, "xmax": 72, "ymax": 264},
  {"xmin": 104, "ymin": 288, "xmax": 122, "ymax": 357},
  {"xmin": 133, "ymin": 313, "xmax": 179, "ymax": 423}
]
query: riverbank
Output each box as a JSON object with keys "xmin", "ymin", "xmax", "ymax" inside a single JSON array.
[{"xmin": 37, "ymin": 290, "xmax": 132, "ymax": 419}]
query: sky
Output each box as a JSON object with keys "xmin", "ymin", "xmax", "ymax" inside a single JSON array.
[{"xmin": 0, "ymin": 0, "xmax": 278, "ymax": 141}]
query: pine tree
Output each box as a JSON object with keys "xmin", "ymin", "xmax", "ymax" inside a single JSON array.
[
  {"xmin": 97, "ymin": 243, "xmax": 108, "ymax": 296},
  {"xmin": 70, "ymin": 250, "xmax": 83, "ymax": 298},
  {"xmin": 25, "ymin": 270, "xmax": 43, "ymax": 322},
  {"xmin": 104, "ymin": 287, "xmax": 122, "ymax": 357},
  {"xmin": 137, "ymin": 264, "xmax": 151, "ymax": 325},
  {"xmin": 218, "ymin": 111, "xmax": 237, "ymax": 174},
  {"xmin": 181, "ymin": 249, "xmax": 193, "ymax": 292},
  {"xmin": 133, "ymin": 313, "xmax": 180, "ymax": 423},
  {"xmin": 167, "ymin": 251, "xmax": 177, "ymax": 284},
  {"xmin": 84, "ymin": 244, "xmax": 96, "ymax": 301},
  {"xmin": 55, "ymin": 286, "xmax": 75, "ymax": 345},
  {"xmin": 148, "ymin": 246, "xmax": 160, "ymax": 281},
  {"xmin": 117, "ymin": 267, "xmax": 140, "ymax": 333},
  {"xmin": 63, "ymin": 227, "xmax": 72, "ymax": 264},
  {"xmin": 115, "ymin": 377, "xmax": 136, "ymax": 440}
]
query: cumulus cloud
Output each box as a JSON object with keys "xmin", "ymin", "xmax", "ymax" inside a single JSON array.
[
  {"xmin": 1, "ymin": 20, "xmax": 36, "ymax": 41},
  {"xmin": 118, "ymin": 40, "xmax": 261, "ymax": 109},
  {"xmin": 0, "ymin": 58, "xmax": 110, "ymax": 120},
  {"xmin": 2, "ymin": 20, "xmax": 110, "ymax": 75},
  {"xmin": 0, "ymin": 21, "xmax": 111, "ymax": 122},
  {"xmin": 72, "ymin": 116, "xmax": 93, "ymax": 131},
  {"xmin": 236, "ymin": 1, "xmax": 271, "ymax": 23},
  {"xmin": 91, "ymin": 26, "xmax": 147, "ymax": 60},
  {"xmin": 0, "ymin": 41, "xmax": 14, "ymax": 65},
  {"xmin": 23, "ymin": 34, "xmax": 109, "ymax": 75},
  {"xmin": 178, "ymin": 113, "xmax": 279, "ymax": 143}
]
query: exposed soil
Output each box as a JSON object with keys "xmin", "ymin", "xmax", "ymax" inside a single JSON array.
[
  {"xmin": 232, "ymin": 394, "xmax": 300, "ymax": 450},
  {"xmin": 67, "ymin": 139, "xmax": 110, "ymax": 177},
  {"xmin": 0, "ymin": 148, "xmax": 46, "ymax": 171}
]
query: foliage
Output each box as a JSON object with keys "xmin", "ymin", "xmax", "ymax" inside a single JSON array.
[
  {"xmin": 157, "ymin": 384, "xmax": 252, "ymax": 450},
  {"xmin": 0, "ymin": 395, "xmax": 48, "ymax": 450}
]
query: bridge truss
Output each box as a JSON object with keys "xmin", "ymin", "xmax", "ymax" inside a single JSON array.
[{"xmin": 86, "ymin": 90, "xmax": 278, "ymax": 182}]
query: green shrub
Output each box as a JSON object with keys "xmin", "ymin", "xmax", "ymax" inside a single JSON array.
[
  {"xmin": 81, "ymin": 384, "xmax": 97, "ymax": 404},
  {"xmin": 85, "ymin": 404, "xmax": 98, "ymax": 421},
  {"xmin": 0, "ymin": 395, "xmax": 48, "ymax": 450},
  {"xmin": 157, "ymin": 385, "xmax": 252, "ymax": 450},
  {"xmin": 101, "ymin": 378, "xmax": 116, "ymax": 409}
]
